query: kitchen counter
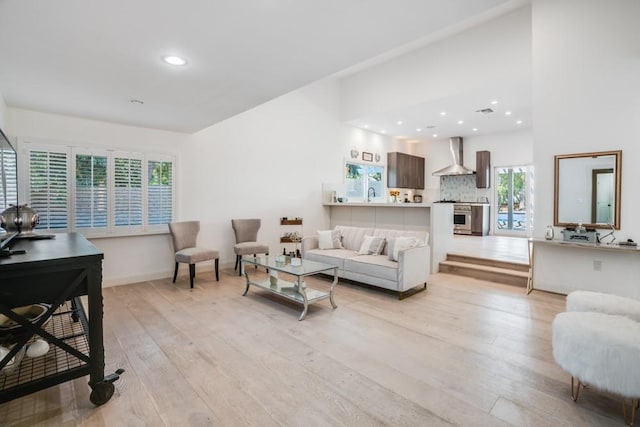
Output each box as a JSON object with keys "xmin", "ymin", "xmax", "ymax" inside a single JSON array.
[{"xmin": 323, "ymin": 202, "xmax": 432, "ymax": 208}]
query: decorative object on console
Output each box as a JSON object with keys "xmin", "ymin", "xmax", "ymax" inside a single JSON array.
[
  {"xmin": 545, "ymin": 225, "xmax": 554, "ymax": 240},
  {"xmin": 1, "ymin": 204, "xmax": 39, "ymax": 233},
  {"xmin": 561, "ymin": 226, "xmax": 598, "ymax": 243}
]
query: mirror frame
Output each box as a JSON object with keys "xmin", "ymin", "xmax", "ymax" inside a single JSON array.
[{"xmin": 554, "ymin": 150, "xmax": 622, "ymax": 229}]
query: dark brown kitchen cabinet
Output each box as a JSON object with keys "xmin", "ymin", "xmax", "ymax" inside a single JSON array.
[
  {"xmin": 476, "ymin": 150, "xmax": 491, "ymax": 188},
  {"xmin": 387, "ymin": 152, "xmax": 425, "ymax": 189}
]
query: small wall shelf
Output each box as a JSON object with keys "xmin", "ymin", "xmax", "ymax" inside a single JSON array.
[{"xmin": 280, "ymin": 217, "xmax": 303, "ymax": 257}]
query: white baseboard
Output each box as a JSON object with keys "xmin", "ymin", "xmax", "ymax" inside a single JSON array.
[{"xmin": 102, "ymin": 260, "xmax": 237, "ymax": 287}]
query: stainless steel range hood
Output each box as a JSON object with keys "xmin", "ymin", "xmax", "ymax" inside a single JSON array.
[{"xmin": 432, "ymin": 137, "xmax": 475, "ymax": 176}]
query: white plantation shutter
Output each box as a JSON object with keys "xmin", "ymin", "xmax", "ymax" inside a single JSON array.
[
  {"xmin": 28, "ymin": 149, "xmax": 69, "ymax": 230},
  {"xmin": 0, "ymin": 145, "xmax": 17, "ymax": 212},
  {"xmin": 147, "ymin": 159, "xmax": 173, "ymax": 225},
  {"xmin": 113, "ymin": 154, "xmax": 143, "ymax": 228},
  {"xmin": 74, "ymin": 150, "xmax": 108, "ymax": 231},
  {"xmin": 21, "ymin": 141, "xmax": 175, "ymax": 235}
]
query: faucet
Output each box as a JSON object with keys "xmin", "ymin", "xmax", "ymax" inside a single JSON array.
[{"xmin": 367, "ymin": 187, "xmax": 376, "ymax": 202}]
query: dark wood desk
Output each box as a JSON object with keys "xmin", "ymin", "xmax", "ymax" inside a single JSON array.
[{"xmin": 0, "ymin": 233, "xmax": 121, "ymax": 405}]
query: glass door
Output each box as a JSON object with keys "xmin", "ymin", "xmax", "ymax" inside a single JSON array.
[{"xmin": 495, "ymin": 165, "xmax": 532, "ymax": 236}]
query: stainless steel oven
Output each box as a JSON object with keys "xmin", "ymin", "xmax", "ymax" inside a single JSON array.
[{"xmin": 453, "ymin": 204, "xmax": 472, "ymax": 235}]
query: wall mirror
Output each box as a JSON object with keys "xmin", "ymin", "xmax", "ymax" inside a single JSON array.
[{"xmin": 554, "ymin": 150, "xmax": 621, "ymax": 229}]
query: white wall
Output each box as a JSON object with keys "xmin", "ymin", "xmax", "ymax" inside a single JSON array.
[
  {"xmin": 340, "ymin": 6, "xmax": 531, "ymax": 121},
  {"xmin": 7, "ymin": 108, "xmax": 189, "ymax": 286},
  {"xmin": 531, "ymin": 0, "xmax": 640, "ymax": 295},
  {"xmin": 182, "ymin": 79, "xmax": 399, "ymax": 268}
]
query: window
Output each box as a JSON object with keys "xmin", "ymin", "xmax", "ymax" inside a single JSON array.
[
  {"xmin": 21, "ymin": 141, "xmax": 175, "ymax": 236},
  {"xmin": 0, "ymin": 143, "xmax": 17, "ymax": 212},
  {"xmin": 494, "ymin": 165, "xmax": 534, "ymax": 236},
  {"xmin": 113, "ymin": 153, "xmax": 143, "ymax": 228},
  {"xmin": 74, "ymin": 150, "xmax": 108, "ymax": 230},
  {"xmin": 29, "ymin": 150, "xmax": 68, "ymax": 229},
  {"xmin": 344, "ymin": 161, "xmax": 385, "ymax": 202},
  {"xmin": 147, "ymin": 159, "xmax": 173, "ymax": 225}
]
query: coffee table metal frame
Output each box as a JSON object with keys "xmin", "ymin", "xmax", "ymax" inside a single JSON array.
[{"xmin": 242, "ymin": 256, "xmax": 338, "ymax": 320}]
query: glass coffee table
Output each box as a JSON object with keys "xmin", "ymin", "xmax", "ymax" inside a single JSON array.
[{"xmin": 241, "ymin": 255, "xmax": 338, "ymax": 320}]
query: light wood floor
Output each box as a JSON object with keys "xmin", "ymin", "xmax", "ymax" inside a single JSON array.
[
  {"xmin": 450, "ymin": 235, "xmax": 530, "ymax": 265},
  {"xmin": 0, "ymin": 268, "xmax": 624, "ymax": 426}
]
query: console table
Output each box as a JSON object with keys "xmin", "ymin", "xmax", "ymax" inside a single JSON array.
[
  {"xmin": 529, "ymin": 238, "xmax": 640, "ymax": 297},
  {"xmin": 0, "ymin": 233, "xmax": 122, "ymax": 405}
]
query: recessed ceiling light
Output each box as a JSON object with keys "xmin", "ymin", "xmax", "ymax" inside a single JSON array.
[
  {"xmin": 381, "ymin": 130, "xmax": 386, "ymax": 134},
  {"xmin": 432, "ymin": 134, "xmax": 438, "ymax": 138},
  {"xmin": 363, "ymin": 124, "xmax": 369, "ymax": 129},
  {"xmin": 396, "ymin": 120, "xmax": 403, "ymax": 125},
  {"xmin": 130, "ymin": 99, "xmax": 144, "ymax": 105},
  {"xmin": 439, "ymin": 111, "xmax": 446, "ymax": 116},
  {"xmin": 472, "ymin": 128, "xmax": 478, "ymax": 132},
  {"xmin": 516, "ymin": 120, "xmax": 523, "ymax": 124},
  {"xmin": 505, "ymin": 111, "xmax": 512, "ymax": 116},
  {"xmin": 416, "ymin": 128, "xmax": 422, "ymax": 132},
  {"xmin": 162, "ymin": 55, "xmax": 188, "ymax": 66},
  {"xmin": 491, "ymin": 100, "xmax": 498, "ymax": 105},
  {"xmin": 457, "ymin": 120, "xmax": 464, "ymax": 125}
]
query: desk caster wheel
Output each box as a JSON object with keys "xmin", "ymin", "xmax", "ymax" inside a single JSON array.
[{"xmin": 90, "ymin": 382, "xmax": 114, "ymax": 406}]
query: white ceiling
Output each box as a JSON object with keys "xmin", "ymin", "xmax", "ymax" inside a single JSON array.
[
  {"xmin": 0, "ymin": 0, "xmax": 523, "ymax": 134},
  {"xmin": 346, "ymin": 83, "xmax": 532, "ymax": 142}
]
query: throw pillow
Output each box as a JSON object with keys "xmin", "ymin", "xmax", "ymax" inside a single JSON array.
[
  {"xmin": 387, "ymin": 236, "xmax": 418, "ymax": 261},
  {"xmin": 317, "ymin": 230, "xmax": 342, "ymax": 250},
  {"xmin": 357, "ymin": 235, "xmax": 386, "ymax": 255}
]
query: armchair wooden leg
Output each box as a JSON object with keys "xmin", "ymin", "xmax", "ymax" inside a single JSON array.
[
  {"xmin": 189, "ymin": 264, "xmax": 195, "ymax": 288},
  {"xmin": 173, "ymin": 262, "xmax": 179, "ymax": 283},
  {"xmin": 234, "ymin": 255, "xmax": 239, "ymax": 271},
  {"xmin": 238, "ymin": 258, "xmax": 242, "ymax": 276},
  {"xmin": 215, "ymin": 259, "xmax": 219, "ymax": 281}
]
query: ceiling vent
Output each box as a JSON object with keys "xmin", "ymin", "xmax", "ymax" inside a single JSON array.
[{"xmin": 476, "ymin": 108, "xmax": 494, "ymax": 114}]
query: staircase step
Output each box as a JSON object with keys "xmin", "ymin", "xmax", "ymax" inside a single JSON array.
[
  {"xmin": 439, "ymin": 260, "xmax": 529, "ymax": 287},
  {"xmin": 446, "ymin": 253, "xmax": 529, "ymax": 272}
]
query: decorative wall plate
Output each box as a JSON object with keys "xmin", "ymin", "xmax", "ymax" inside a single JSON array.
[
  {"xmin": 375, "ymin": 152, "xmax": 381, "ymax": 162},
  {"xmin": 350, "ymin": 147, "xmax": 359, "ymax": 159}
]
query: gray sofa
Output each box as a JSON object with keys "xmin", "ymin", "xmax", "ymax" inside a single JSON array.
[{"xmin": 301, "ymin": 225, "xmax": 430, "ymax": 299}]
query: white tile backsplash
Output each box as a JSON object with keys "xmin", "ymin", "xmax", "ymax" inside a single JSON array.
[{"xmin": 439, "ymin": 175, "xmax": 490, "ymax": 202}]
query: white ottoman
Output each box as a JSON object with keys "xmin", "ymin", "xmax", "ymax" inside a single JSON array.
[
  {"xmin": 552, "ymin": 311, "xmax": 640, "ymax": 424},
  {"xmin": 566, "ymin": 290, "xmax": 640, "ymax": 322}
]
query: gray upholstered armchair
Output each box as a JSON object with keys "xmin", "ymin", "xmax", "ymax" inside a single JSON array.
[
  {"xmin": 169, "ymin": 221, "xmax": 219, "ymax": 288},
  {"xmin": 231, "ymin": 218, "xmax": 269, "ymax": 276}
]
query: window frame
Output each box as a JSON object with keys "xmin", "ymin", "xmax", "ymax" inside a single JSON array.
[
  {"xmin": 18, "ymin": 138, "xmax": 177, "ymax": 238},
  {"xmin": 343, "ymin": 159, "xmax": 386, "ymax": 203}
]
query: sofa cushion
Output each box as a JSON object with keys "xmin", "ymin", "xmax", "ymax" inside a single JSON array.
[
  {"xmin": 335, "ymin": 225, "xmax": 374, "ymax": 251},
  {"xmin": 304, "ymin": 248, "xmax": 357, "ymax": 270},
  {"xmin": 373, "ymin": 229, "xmax": 428, "ymax": 256},
  {"xmin": 344, "ymin": 255, "xmax": 398, "ymax": 282},
  {"xmin": 317, "ymin": 230, "xmax": 343, "ymax": 249},
  {"xmin": 387, "ymin": 237, "xmax": 420, "ymax": 261},
  {"xmin": 357, "ymin": 235, "xmax": 386, "ymax": 255}
]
